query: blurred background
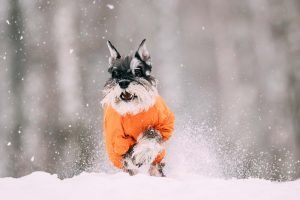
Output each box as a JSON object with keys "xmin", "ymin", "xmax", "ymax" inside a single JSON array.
[{"xmin": 0, "ymin": 0, "xmax": 300, "ymax": 181}]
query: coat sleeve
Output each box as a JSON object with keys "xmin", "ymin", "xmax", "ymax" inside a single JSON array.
[
  {"xmin": 113, "ymin": 132, "xmax": 135, "ymax": 156},
  {"xmin": 104, "ymin": 107, "xmax": 135, "ymax": 157},
  {"xmin": 155, "ymin": 97, "xmax": 175, "ymax": 141}
]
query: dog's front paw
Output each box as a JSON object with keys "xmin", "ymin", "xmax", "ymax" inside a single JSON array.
[
  {"xmin": 123, "ymin": 168, "xmax": 138, "ymax": 176},
  {"xmin": 149, "ymin": 163, "xmax": 166, "ymax": 177},
  {"xmin": 132, "ymin": 151, "xmax": 150, "ymax": 168}
]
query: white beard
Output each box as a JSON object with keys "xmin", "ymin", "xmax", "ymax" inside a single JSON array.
[{"xmin": 101, "ymin": 79, "xmax": 158, "ymax": 115}]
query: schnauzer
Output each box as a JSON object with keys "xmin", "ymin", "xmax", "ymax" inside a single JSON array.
[{"xmin": 102, "ymin": 39, "xmax": 175, "ymax": 177}]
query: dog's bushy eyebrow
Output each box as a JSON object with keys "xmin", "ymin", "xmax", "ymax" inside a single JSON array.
[
  {"xmin": 134, "ymin": 52, "xmax": 152, "ymax": 71},
  {"xmin": 134, "ymin": 52, "xmax": 152, "ymax": 76},
  {"xmin": 108, "ymin": 57, "xmax": 130, "ymax": 73}
]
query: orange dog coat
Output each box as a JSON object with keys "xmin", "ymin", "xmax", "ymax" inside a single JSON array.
[{"xmin": 103, "ymin": 96, "xmax": 175, "ymax": 168}]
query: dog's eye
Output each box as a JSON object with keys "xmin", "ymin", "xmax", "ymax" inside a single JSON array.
[
  {"xmin": 134, "ymin": 68, "xmax": 143, "ymax": 77},
  {"xmin": 112, "ymin": 71, "xmax": 120, "ymax": 79}
]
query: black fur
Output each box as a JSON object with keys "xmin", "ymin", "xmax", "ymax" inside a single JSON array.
[{"xmin": 107, "ymin": 55, "xmax": 153, "ymax": 84}]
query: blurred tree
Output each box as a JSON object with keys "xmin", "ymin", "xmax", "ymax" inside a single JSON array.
[
  {"xmin": 0, "ymin": 0, "xmax": 10, "ymax": 176},
  {"xmin": 6, "ymin": 0, "xmax": 27, "ymax": 177},
  {"xmin": 285, "ymin": 0, "xmax": 300, "ymax": 178}
]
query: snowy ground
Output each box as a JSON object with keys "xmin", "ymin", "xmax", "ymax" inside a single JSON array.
[{"xmin": 0, "ymin": 172, "xmax": 300, "ymax": 200}]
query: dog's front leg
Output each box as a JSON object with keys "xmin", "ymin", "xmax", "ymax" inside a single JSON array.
[
  {"xmin": 122, "ymin": 144, "xmax": 139, "ymax": 176},
  {"xmin": 131, "ymin": 128, "xmax": 164, "ymax": 168},
  {"xmin": 123, "ymin": 167, "xmax": 138, "ymax": 176},
  {"xmin": 122, "ymin": 129, "xmax": 164, "ymax": 175},
  {"xmin": 149, "ymin": 162, "xmax": 166, "ymax": 177}
]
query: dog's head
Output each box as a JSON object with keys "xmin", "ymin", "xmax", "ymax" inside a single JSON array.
[{"xmin": 101, "ymin": 39, "xmax": 158, "ymax": 115}]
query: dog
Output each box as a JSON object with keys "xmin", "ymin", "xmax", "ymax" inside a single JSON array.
[{"xmin": 101, "ymin": 39, "xmax": 175, "ymax": 176}]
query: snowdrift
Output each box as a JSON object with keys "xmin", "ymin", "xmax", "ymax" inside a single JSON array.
[{"xmin": 0, "ymin": 172, "xmax": 299, "ymax": 200}]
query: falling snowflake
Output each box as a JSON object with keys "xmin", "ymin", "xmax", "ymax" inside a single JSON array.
[{"xmin": 106, "ymin": 4, "xmax": 114, "ymax": 10}]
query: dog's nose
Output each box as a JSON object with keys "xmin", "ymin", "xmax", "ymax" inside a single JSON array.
[{"xmin": 119, "ymin": 80, "xmax": 130, "ymax": 89}]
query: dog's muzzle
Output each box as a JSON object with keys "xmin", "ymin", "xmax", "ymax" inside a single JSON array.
[{"xmin": 118, "ymin": 80, "xmax": 137, "ymax": 102}]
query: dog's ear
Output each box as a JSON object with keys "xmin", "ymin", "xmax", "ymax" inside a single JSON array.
[
  {"xmin": 107, "ymin": 40, "xmax": 121, "ymax": 65},
  {"xmin": 136, "ymin": 39, "xmax": 151, "ymax": 65}
]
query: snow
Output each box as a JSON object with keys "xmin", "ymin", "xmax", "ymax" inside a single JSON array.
[
  {"xmin": 0, "ymin": 172, "xmax": 299, "ymax": 200},
  {"xmin": 106, "ymin": 4, "xmax": 114, "ymax": 10}
]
